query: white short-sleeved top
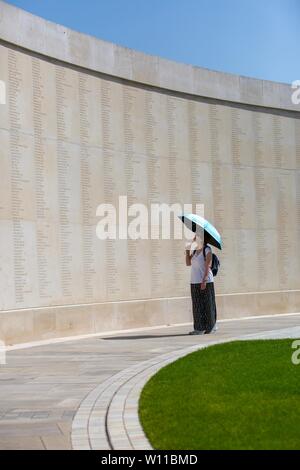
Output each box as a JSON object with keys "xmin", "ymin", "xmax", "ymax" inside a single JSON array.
[{"xmin": 190, "ymin": 246, "xmax": 214, "ymax": 284}]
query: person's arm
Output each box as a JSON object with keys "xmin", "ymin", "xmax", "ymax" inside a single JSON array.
[
  {"xmin": 186, "ymin": 250, "xmax": 192, "ymax": 267},
  {"xmin": 201, "ymin": 248, "xmax": 212, "ymax": 290},
  {"xmin": 185, "ymin": 236, "xmax": 196, "ymax": 267}
]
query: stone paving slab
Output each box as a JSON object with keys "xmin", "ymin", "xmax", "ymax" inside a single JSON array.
[
  {"xmin": 0, "ymin": 314, "xmax": 299, "ymax": 450},
  {"xmin": 0, "ymin": 436, "xmax": 45, "ymax": 450}
]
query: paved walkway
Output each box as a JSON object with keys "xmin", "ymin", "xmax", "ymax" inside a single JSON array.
[{"xmin": 0, "ymin": 313, "xmax": 299, "ymax": 450}]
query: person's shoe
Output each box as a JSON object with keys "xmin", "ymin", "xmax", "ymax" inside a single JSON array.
[
  {"xmin": 189, "ymin": 330, "xmax": 206, "ymax": 336},
  {"xmin": 205, "ymin": 324, "xmax": 218, "ymax": 335}
]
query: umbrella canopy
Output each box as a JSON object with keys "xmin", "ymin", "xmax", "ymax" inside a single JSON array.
[{"xmin": 179, "ymin": 213, "xmax": 222, "ymax": 250}]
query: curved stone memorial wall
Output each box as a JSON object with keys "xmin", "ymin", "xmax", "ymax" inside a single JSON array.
[{"xmin": 0, "ymin": 1, "xmax": 299, "ymax": 345}]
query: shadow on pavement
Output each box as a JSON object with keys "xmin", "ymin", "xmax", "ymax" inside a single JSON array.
[{"xmin": 101, "ymin": 333, "xmax": 190, "ymax": 340}]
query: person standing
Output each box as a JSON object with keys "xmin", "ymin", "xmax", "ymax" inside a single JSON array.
[{"xmin": 185, "ymin": 236, "xmax": 217, "ymax": 335}]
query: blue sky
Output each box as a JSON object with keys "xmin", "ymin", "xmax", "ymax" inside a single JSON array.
[{"xmin": 5, "ymin": 0, "xmax": 300, "ymax": 84}]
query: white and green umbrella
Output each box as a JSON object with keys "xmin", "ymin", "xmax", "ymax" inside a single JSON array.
[{"xmin": 179, "ymin": 213, "xmax": 222, "ymax": 250}]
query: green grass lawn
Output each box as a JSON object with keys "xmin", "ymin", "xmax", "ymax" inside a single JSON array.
[{"xmin": 139, "ymin": 340, "xmax": 300, "ymax": 450}]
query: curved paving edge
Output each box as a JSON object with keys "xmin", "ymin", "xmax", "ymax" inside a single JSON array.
[{"xmin": 71, "ymin": 326, "xmax": 300, "ymax": 450}]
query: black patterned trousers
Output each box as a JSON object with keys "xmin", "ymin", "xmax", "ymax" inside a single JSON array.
[{"xmin": 190, "ymin": 282, "xmax": 217, "ymax": 332}]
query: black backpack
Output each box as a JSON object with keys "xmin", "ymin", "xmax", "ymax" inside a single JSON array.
[{"xmin": 203, "ymin": 245, "xmax": 220, "ymax": 277}]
